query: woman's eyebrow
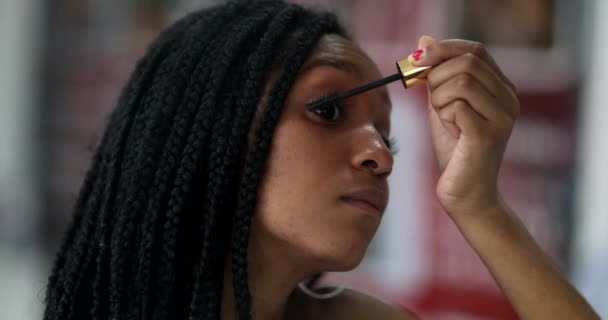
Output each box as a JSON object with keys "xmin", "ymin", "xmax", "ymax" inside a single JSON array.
[
  {"xmin": 300, "ymin": 57, "xmax": 362, "ymax": 80},
  {"xmin": 299, "ymin": 57, "xmax": 392, "ymax": 110}
]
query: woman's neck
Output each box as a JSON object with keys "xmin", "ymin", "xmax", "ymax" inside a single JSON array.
[
  {"xmin": 220, "ymin": 230, "xmax": 314, "ymax": 320},
  {"xmin": 220, "ymin": 260, "xmax": 294, "ymax": 320}
]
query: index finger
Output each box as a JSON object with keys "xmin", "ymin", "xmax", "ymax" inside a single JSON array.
[{"xmin": 409, "ymin": 38, "xmax": 515, "ymax": 91}]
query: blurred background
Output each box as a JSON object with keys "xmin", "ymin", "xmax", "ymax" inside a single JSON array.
[{"xmin": 1, "ymin": 0, "xmax": 607, "ymax": 319}]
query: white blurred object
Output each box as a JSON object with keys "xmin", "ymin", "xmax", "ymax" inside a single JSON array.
[
  {"xmin": 0, "ymin": 0, "xmax": 45, "ymax": 319},
  {"xmin": 0, "ymin": 247, "xmax": 47, "ymax": 320},
  {"xmin": 573, "ymin": 0, "xmax": 608, "ymax": 317},
  {"xmin": 0, "ymin": 0, "xmax": 41, "ymax": 244}
]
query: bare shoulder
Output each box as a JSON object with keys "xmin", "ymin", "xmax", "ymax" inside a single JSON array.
[{"xmin": 317, "ymin": 287, "xmax": 416, "ymax": 320}]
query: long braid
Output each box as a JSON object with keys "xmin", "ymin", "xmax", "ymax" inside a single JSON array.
[
  {"xmin": 91, "ymin": 10, "xmax": 209, "ymax": 318},
  {"xmin": 231, "ymin": 12, "xmax": 342, "ymax": 320},
  {"xmin": 128, "ymin": 9, "xmax": 232, "ymax": 316},
  {"xmin": 109, "ymin": 2, "xmax": 256, "ymax": 313},
  {"xmin": 187, "ymin": 4, "xmax": 310, "ymax": 318},
  {"xmin": 151, "ymin": 3, "xmax": 281, "ymax": 318},
  {"xmin": 127, "ymin": 2, "xmax": 260, "ymax": 317},
  {"xmin": 188, "ymin": 6, "xmax": 319, "ymax": 319},
  {"xmin": 44, "ymin": 1, "xmax": 346, "ymax": 319},
  {"xmin": 103, "ymin": 9, "xmax": 230, "ymax": 318},
  {"xmin": 208, "ymin": 7, "xmax": 314, "ymax": 318},
  {"xmin": 44, "ymin": 150, "xmax": 105, "ymax": 319},
  {"xmin": 181, "ymin": 4, "xmax": 310, "ymax": 319},
  {"xmin": 94, "ymin": 20, "xmax": 198, "ymax": 315},
  {"xmin": 45, "ymin": 15, "xmax": 197, "ymax": 317}
]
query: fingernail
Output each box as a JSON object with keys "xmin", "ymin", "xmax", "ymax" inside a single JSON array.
[
  {"xmin": 408, "ymin": 49, "xmax": 425, "ymax": 63},
  {"xmin": 407, "ymin": 49, "xmax": 426, "ymax": 65}
]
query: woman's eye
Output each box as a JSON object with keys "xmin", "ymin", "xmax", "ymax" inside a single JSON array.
[
  {"xmin": 307, "ymin": 93, "xmax": 343, "ymax": 122},
  {"xmin": 311, "ymin": 101, "xmax": 342, "ymax": 121}
]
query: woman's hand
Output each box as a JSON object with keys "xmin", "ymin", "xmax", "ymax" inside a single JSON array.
[
  {"xmin": 409, "ymin": 37, "xmax": 600, "ymax": 320},
  {"xmin": 409, "ymin": 36, "xmax": 519, "ymax": 217}
]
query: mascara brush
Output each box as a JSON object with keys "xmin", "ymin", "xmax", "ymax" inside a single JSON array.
[{"xmin": 308, "ymin": 58, "xmax": 431, "ymax": 111}]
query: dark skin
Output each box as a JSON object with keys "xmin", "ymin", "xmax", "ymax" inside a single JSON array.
[
  {"xmin": 220, "ymin": 34, "xmax": 599, "ymax": 319},
  {"xmin": 221, "ymin": 34, "xmax": 404, "ymax": 320}
]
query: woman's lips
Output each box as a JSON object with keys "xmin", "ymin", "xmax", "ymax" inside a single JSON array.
[
  {"xmin": 341, "ymin": 198, "xmax": 381, "ymax": 217},
  {"xmin": 340, "ymin": 187, "xmax": 387, "ymax": 217}
]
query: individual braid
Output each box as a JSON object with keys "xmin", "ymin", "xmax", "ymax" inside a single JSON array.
[
  {"xmin": 102, "ymin": 6, "xmax": 247, "ymax": 318},
  {"xmin": 126, "ymin": 8, "xmax": 242, "ymax": 316},
  {"xmin": 44, "ymin": 1, "xmax": 347, "ymax": 319},
  {"xmin": 105, "ymin": 3, "xmax": 258, "ymax": 319},
  {"xmin": 187, "ymin": 5, "xmax": 314, "ymax": 319},
  {"xmin": 44, "ymin": 10, "xmax": 205, "ymax": 320},
  {"xmin": 107, "ymin": 1, "xmax": 282, "ymax": 318},
  {"xmin": 151, "ymin": 3, "xmax": 285, "ymax": 319},
  {"xmin": 230, "ymin": 12, "xmax": 343, "ymax": 320}
]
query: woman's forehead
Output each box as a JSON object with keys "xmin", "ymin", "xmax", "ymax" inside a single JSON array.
[
  {"xmin": 307, "ymin": 34, "xmax": 382, "ymax": 79},
  {"xmin": 299, "ymin": 34, "xmax": 391, "ymax": 110}
]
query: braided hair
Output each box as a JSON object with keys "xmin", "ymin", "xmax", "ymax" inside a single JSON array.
[{"xmin": 43, "ymin": 1, "xmax": 345, "ymax": 319}]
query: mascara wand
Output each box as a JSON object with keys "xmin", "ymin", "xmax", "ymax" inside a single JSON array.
[{"xmin": 308, "ymin": 58, "xmax": 431, "ymax": 111}]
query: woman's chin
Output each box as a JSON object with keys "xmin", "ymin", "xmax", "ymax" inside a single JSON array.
[{"xmin": 314, "ymin": 247, "xmax": 367, "ymax": 272}]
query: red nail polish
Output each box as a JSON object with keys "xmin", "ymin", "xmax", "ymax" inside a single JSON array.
[{"xmin": 411, "ymin": 49, "xmax": 424, "ymax": 61}]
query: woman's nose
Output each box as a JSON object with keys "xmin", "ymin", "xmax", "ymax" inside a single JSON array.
[{"xmin": 350, "ymin": 130, "xmax": 394, "ymax": 178}]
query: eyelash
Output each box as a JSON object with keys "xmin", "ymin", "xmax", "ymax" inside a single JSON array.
[
  {"xmin": 308, "ymin": 93, "xmax": 343, "ymax": 122},
  {"xmin": 307, "ymin": 93, "xmax": 399, "ymax": 155}
]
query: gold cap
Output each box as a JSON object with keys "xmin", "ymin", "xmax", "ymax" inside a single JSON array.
[{"xmin": 396, "ymin": 58, "xmax": 431, "ymax": 88}]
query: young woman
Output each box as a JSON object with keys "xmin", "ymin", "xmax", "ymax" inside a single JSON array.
[{"xmin": 43, "ymin": 1, "xmax": 599, "ymax": 319}]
